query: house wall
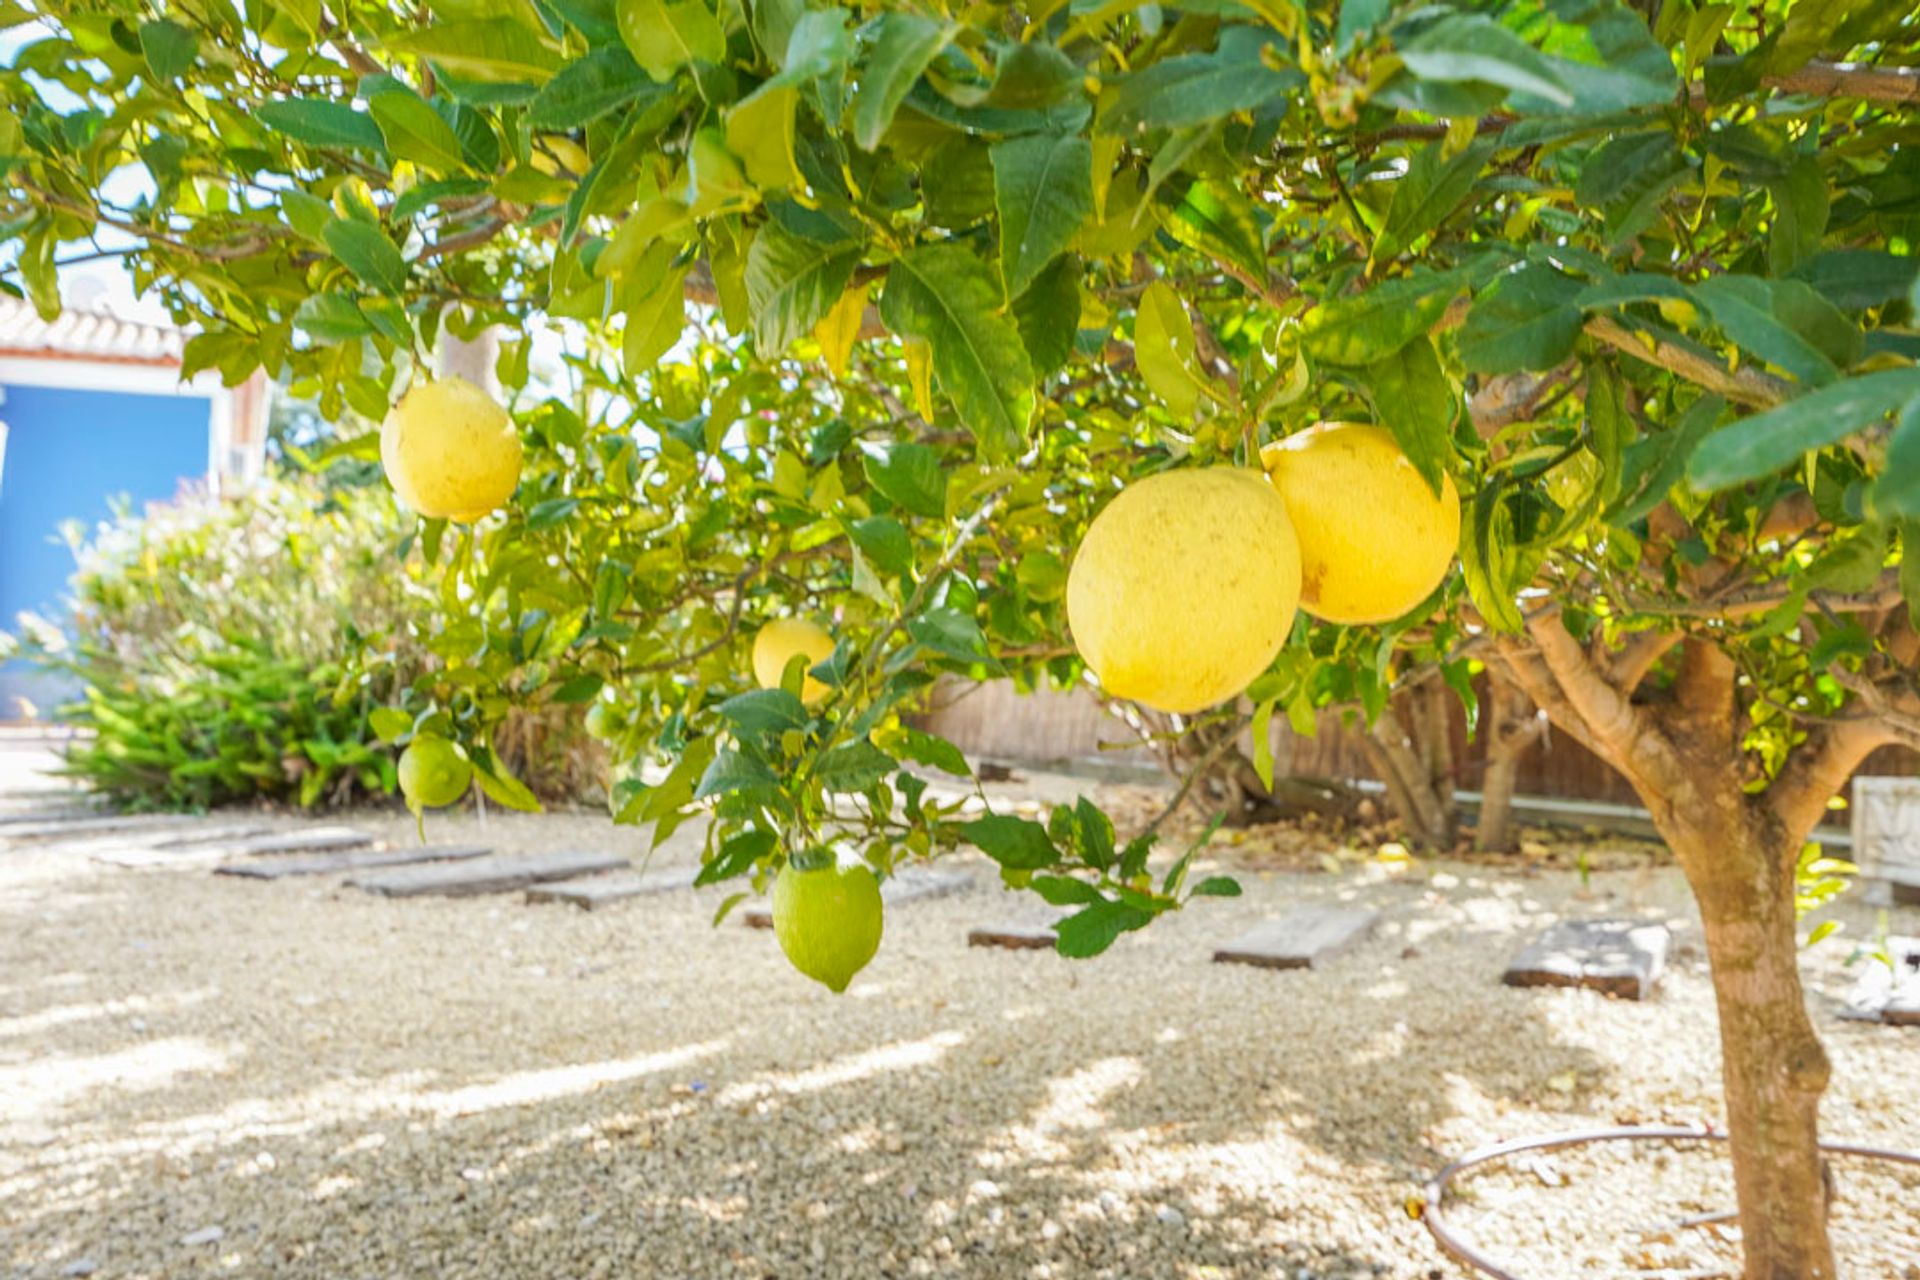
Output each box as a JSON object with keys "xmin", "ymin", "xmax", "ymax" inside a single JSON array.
[{"xmin": 0, "ymin": 364, "xmax": 219, "ymax": 716}]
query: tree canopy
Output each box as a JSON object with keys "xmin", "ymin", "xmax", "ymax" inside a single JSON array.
[{"xmin": 8, "ymin": 5, "xmax": 1920, "ymax": 1268}]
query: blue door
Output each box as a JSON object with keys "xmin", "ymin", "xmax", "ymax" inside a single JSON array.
[{"xmin": 0, "ymin": 382, "xmax": 211, "ymax": 715}]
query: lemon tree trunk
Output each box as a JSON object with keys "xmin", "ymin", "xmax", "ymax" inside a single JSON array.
[{"xmin": 1653, "ymin": 801, "xmax": 1836, "ymax": 1278}]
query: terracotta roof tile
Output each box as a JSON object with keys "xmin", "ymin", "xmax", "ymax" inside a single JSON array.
[{"xmin": 0, "ymin": 296, "xmax": 185, "ymax": 366}]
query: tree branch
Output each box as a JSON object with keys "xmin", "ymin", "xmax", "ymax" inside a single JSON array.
[
  {"xmin": 1771, "ymin": 717, "xmax": 1896, "ymax": 840},
  {"xmin": 1582, "ymin": 314, "xmax": 1792, "ymax": 409}
]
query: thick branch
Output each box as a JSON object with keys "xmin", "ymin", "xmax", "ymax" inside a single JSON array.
[
  {"xmin": 1582, "ymin": 314, "xmax": 1792, "ymax": 409},
  {"xmin": 1771, "ymin": 717, "xmax": 1896, "ymax": 840}
]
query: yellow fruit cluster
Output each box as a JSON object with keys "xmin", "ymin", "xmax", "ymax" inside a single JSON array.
[{"xmin": 1068, "ymin": 423, "xmax": 1460, "ymax": 715}]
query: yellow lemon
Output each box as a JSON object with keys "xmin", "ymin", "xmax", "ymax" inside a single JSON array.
[
  {"xmin": 752, "ymin": 619, "xmax": 836, "ymax": 704},
  {"xmin": 772, "ymin": 859, "xmax": 884, "ymax": 993},
  {"xmin": 1261, "ymin": 423, "xmax": 1460, "ymax": 625},
  {"xmin": 1066, "ymin": 468, "xmax": 1301, "ymax": 715},
  {"xmin": 380, "ymin": 376, "xmax": 522, "ymax": 522},
  {"xmin": 398, "ymin": 735, "xmax": 471, "ymax": 810}
]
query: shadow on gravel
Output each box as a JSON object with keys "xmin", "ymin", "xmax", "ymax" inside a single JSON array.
[{"xmin": 0, "ymin": 851, "xmax": 1651, "ymax": 1280}]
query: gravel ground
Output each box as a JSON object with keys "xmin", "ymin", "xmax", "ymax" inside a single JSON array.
[{"xmin": 2, "ymin": 754, "xmax": 1917, "ymax": 1279}]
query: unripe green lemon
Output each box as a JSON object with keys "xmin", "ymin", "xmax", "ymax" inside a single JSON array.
[
  {"xmin": 380, "ymin": 376, "xmax": 522, "ymax": 522},
  {"xmin": 771, "ymin": 859, "xmax": 884, "ymax": 993},
  {"xmin": 752, "ymin": 619, "xmax": 836, "ymax": 704},
  {"xmin": 583, "ymin": 702, "xmax": 620, "ymax": 742},
  {"xmin": 1261, "ymin": 423, "xmax": 1460, "ymax": 625},
  {"xmin": 398, "ymin": 735, "xmax": 471, "ymax": 810},
  {"xmin": 1066, "ymin": 467, "xmax": 1301, "ymax": 715}
]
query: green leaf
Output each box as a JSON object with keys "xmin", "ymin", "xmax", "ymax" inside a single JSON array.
[
  {"xmin": 879, "ymin": 243, "xmax": 1035, "ymax": 459},
  {"xmin": 1161, "ymin": 179, "xmax": 1266, "ymax": 286},
  {"xmin": 385, "ymin": 20, "xmax": 563, "ymax": 83},
  {"xmin": 718, "ymin": 688, "xmax": 809, "ymax": 737},
  {"xmin": 695, "ymin": 828, "xmax": 777, "ymax": 887},
  {"xmin": 369, "ymin": 708, "xmax": 413, "ymax": 743},
  {"xmin": 1692, "ymin": 275, "xmax": 1840, "ymax": 387},
  {"xmin": 906, "ymin": 606, "xmax": 996, "ymax": 666},
  {"xmin": 1395, "ymin": 14, "xmax": 1573, "ymax": 106},
  {"xmin": 1607, "ymin": 394, "xmax": 1724, "ymax": 526},
  {"xmin": 1031, "ymin": 875, "xmax": 1103, "ymax": 906},
  {"xmin": 1302, "ymin": 270, "xmax": 1465, "ymax": 367},
  {"xmin": 622, "ymin": 257, "xmax": 690, "ymax": 374},
  {"xmin": 1188, "ymin": 875, "xmax": 1242, "ymax": 898},
  {"xmin": 1901, "ymin": 520, "xmax": 1920, "ymax": 632},
  {"xmin": 368, "ymin": 90, "xmax": 466, "ymax": 173},
  {"xmin": 849, "ymin": 515, "xmax": 913, "ymax": 576},
  {"xmin": 962, "ymin": 814, "xmax": 1059, "ymax": 870},
  {"xmin": 726, "ymin": 86, "xmax": 800, "ymax": 191},
  {"xmin": 694, "ymin": 748, "xmax": 780, "ymax": 800},
  {"xmin": 322, "ymin": 219, "xmax": 406, "ymax": 295},
  {"xmin": 1054, "ymin": 898, "xmax": 1153, "ymax": 958},
  {"xmin": 992, "ymin": 132, "xmax": 1092, "ymax": 298},
  {"xmin": 1688, "ymin": 370, "xmax": 1920, "ymax": 490},
  {"xmin": 762, "ymin": 9, "xmax": 852, "ymax": 89},
  {"xmin": 471, "ymin": 751, "xmax": 543, "ymax": 812},
  {"xmin": 1458, "ymin": 265, "xmax": 1585, "ymax": 375},
  {"xmin": 257, "ymin": 99, "xmax": 387, "ymax": 151},
  {"xmin": 1373, "ymin": 138, "xmax": 1494, "ymax": 263},
  {"xmin": 745, "ymin": 220, "xmax": 861, "ymax": 358},
  {"xmin": 617, "ymin": 0, "xmax": 725, "ymax": 81},
  {"xmin": 1531, "ymin": 0, "xmax": 1679, "ymax": 112},
  {"xmin": 1359, "ymin": 335, "xmax": 1455, "ymax": 494},
  {"xmin": 987, "ymin": 40, "xmax": 1082, "ymax": 109},
  {"xmin": 1769, "ymin": 155, "xmax": 1829, "ymax": 277},
  {"xmin": 1012, "ymin": 254, "xmax": 1081, "ymax": 378},
  {"xmin": 851, "ymin": 13, "xmax": 951, "ymax": 151},
  {"xmin": 816, "ymin": 740, "xmax": 897, "ymax": 792},
  {"xmin": 1250, "ymin": 699, "xmax": 1276, "ymax": 791},
  {"xmin": 861, "ymin": 441, "xmax": 947, "ymax": 519},
  {"xmin": 1870, "ymin": 397, "xmax": 1920, "ymax": 520},
  {"xmin": 1791, "ymin": 250, "xmax": 1918, "ymax": 312},
  {"xmin": 527, "ymin": 47, "xmax": 653, "ymax": 128},
  {"xmin": 1134, "ymin": 281, "xmax": 1205, "ymax": 417},
  {"xmin": 139, "ymin": 19, "xmax": 197, "ymax": 81},
  {"xmin": 294, "ymin": 292, "xmax": 375, "ymax": 344},
  {"xmin": 896, "ymin": 727, "xmax": 970, "ymax": 777},
  {"xmin": 1099, "ymin": 25, "xmax": 1302, "ymax": 134}
]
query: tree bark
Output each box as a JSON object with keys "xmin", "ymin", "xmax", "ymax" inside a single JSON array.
[
  {"xmin": 1363, "ymin": 704, "xmax": 1455, "ymax": 848},
  {"xmin": 1476, "ymin": 679, "xmax": 1543, "ymax": 853},
  {"xmin": 1678, "ymin": 817, "xmax": 1837, "ymax": 1280},
  {"xmin": 1497, "ymin": 625, "xmax": 1846, "ymax": 1279}
]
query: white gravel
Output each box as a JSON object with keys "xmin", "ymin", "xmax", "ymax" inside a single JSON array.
[{"xmin": 2, "ymin": 767, "xmax": 1917, "ymax": 1279}]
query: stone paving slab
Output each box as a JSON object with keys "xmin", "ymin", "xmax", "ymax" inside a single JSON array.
[
  {"xmin": 526, "ymin": 866, "xmax": 701, "ymax": 909},
  {"xmin": 1840, "ymin": 936, "xmax": 1920, "ymax": 1027},
  {"xmin": 1, "ymin": 813, "xmax": 199, "ymax": 843},
  {"xmin": 92, "ymin": 826, "xmax": 376, "ymax": 869},
  {"xmin": 967, "ymin": 921, "xmax": 1061, "ymax": 950},
  {"xmin": 741, "ymin": 868, "xmax": 974, "ymax": 929},
  {"xmin": 1213, "ymin": 908, "xmax": 1380, "ymax": 971},
  {"xmin": 1503, "ymin": 918, "xmax": 1671, "ymax": 1001},
  {"xmin": 217, "ymin": 845, "xmax": 492, "ymax": 881},
  {"xmin": 352, "ymin": 849, "xmax": 628, "ymax": 899}
]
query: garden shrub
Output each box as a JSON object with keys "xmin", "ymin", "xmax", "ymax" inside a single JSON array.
[{"xmin": 14, "ymin": 477, "xmax": 600, "ymax": 810}]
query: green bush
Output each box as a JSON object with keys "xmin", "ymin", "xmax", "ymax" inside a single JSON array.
[{"xmin": 18, "ymin": 478, "xmax": 428, "ymax": 809}]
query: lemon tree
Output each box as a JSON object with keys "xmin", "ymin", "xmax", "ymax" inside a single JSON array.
[{"xmin": 11, "ymin": 1, "xmax": 1920, "ymax": 1271}]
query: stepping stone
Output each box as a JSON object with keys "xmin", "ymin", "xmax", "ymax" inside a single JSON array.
[
  {"xmin": 968, "ymin": 920, "xmax": 1060, "ymax": 950},
  {"xmin": 1839, "ymin": 936, "xmax": 1920, "ymax": 1026},
  {"xmin": 0, "ymin": 813, "xmax": 197, "ymax": 843},
  {"xmin": 1504, "ymin": 918, "xmax": 1671, "ymax": 1001},
  {"xmin": 145, "ymin": 822, "xmax": 276, "ymax": 850},
  {"xmin": 741, "ymin": 868, "xmax": 974, "ymax": 928},
  {"xmin": 351, "ymin": 849, "xmax": 627, "ymax": 899},
  {"xmin": 526, "ymin": 866, "xmax": 699, "ymax": 909},
  {"xmin": 217, "ymin": 845, "xmax": 491, "ymax": 881},
  {"xmin": 1213, "ymin": 907, "xmax": 1380, "ymax": 971},
  {"xmin": 92, "ymin": 825, "xmax": 376, "ymax": 868}
]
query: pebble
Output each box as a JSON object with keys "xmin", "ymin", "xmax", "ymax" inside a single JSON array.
[
  {"xmin": 178, "ymin": 1226, "xmax": 224, "ymax": 1247},
  {"xmin": 60, "ymin": 1261, "xmax": 98, "ymax": 1277},
  {"xmin": 1156, "ymin": 1205, "xmax": 1186, "ymax": 1227}
]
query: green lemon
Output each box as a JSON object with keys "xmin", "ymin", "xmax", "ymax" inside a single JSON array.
[
  {"xmin": 771, "ymin": 859, "xmax": 884, "ymax": 993},
  {"xmin": 398, "ymin": 735, "xmax": 472, "ymax": 810}
]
